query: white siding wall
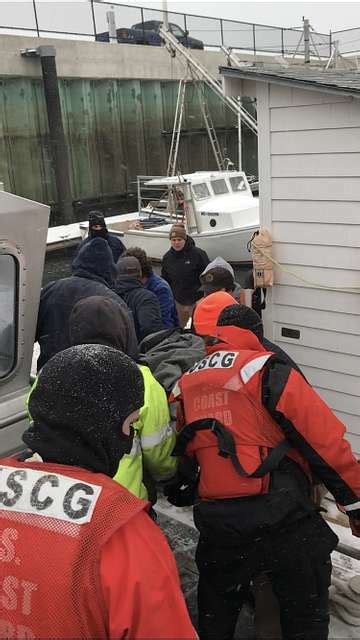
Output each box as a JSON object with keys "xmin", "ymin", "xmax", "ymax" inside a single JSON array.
[{"xmin": 258, "ymin": 83, "xmax": 360, "ymax": 456}]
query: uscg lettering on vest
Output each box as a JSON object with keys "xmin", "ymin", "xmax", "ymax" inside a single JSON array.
[
  {"xmin": 187, "ymin": 351, "xmax": 237, "ymax": 375},
  {"xmin": 0, "ymin": 466, "xmax": 102, "ymax": 525}
]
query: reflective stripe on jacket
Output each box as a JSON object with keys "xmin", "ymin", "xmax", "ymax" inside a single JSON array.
[{"xmin": 113, "ymin": 365, "xmax": 177, "ymax": 499}]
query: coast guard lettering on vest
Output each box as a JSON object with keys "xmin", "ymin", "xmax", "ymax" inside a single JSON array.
[
  {"xmin": 187, "ymin": 351, "xmax": 237, "ymax": 375},
  {"xmin": 0, "ymin": 466, "xmax": 101, "ymax": 524}
]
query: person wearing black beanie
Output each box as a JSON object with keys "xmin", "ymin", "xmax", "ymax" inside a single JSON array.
[
  {"xmin": 75, "ymin": 210, "xmax": 126, "ymax": 263},
  {"xmin": 0, "ymin": 343, "xmax": 196, "ymax": 639},
  {"xmin": 25, "ymin": 344, "xmax": 144, "ymax": 477}
]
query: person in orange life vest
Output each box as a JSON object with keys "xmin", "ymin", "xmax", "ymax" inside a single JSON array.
[
  {"xmin": 0, "ymin": 344, "xmax": 196, "ymax": 640},
  {"xmin": 169, "ymin": 296, "xmax": 360, "ymax": 640}
]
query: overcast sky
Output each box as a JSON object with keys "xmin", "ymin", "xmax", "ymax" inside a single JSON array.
[{"xmin": 1, "ymin": 1, "xmax": 360, "ymax": 37}]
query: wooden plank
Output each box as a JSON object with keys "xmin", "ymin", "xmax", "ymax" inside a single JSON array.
[
  {"xmin": 269, "ymin": 84, "xmax": 352, "ymax": 108},
  {"xmin": 273, "ymin": 304, "xmax": 360, "ymax": 334},
  {"xmin": 314, "ymin": 387, "xmax": 360, "ymax": 417},
  {"xmin": 270, "ymin": 338, "xmax": 360, "ymax": 376},
  {"xmin": 274, "ymin": 242, "xmax": 360, "ymax": 271},
  {"xmin": 272, "ymin": 221, "xmax": 360, "ymax": 248},
  {"xmin": 273, "ymin": 285, "xmax": 360, "ymax": 315},
  {"xmin": 299, "ymin": 365, "xmax": 360, "ymax": 397},
  {"xmin": 271, "ymin": 153, "xmax": 360, "ymax": 178},
  {"xmin": 118, "ymin": 79, "xmax": 146, "ymax": 184},
  {"xmin": 273, "ymin": 264, "xmax": 360, "ymax": 289},
  {"xmin": 272, "ymin": 200, "xmax": 360, "ymax": 224},
  {"xmin": 272, "ymin": 176, "xmax": 360, "ymax": 201},
  {"xmin": 141, "ymin": 80, "xmax": 167, "ymax": 177},
  {"xmin": 92, "ymin": 79, "xmax": 126, "ymax": 196},
  {"xmin": 270, "ymin": 101, "xmax": 360, "ymax": 132},
  {"xmin": 273, "ymin": 322, "xmax": 360, "ymax": 356},
  {"xmin": 271, "ymin": 128, "xmax": 360, "ymax": 154}
]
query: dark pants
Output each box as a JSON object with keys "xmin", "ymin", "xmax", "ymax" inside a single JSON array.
[{"xmin": 195, "ymin": 515, "xmax": 336, "ymax": 640}]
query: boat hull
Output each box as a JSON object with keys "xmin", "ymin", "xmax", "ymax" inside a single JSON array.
[{"xmin": 121, "ymin": 224, "xmax": 257, "ymax": 263}]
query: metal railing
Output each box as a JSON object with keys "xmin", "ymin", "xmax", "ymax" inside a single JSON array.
[{"xmin": 0, "ymin": 1, "xmax": 333, "ymax": 58}]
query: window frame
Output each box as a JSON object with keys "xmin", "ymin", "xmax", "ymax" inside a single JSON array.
[
  {"xmin": 0, "ymin": 243, "xmax": 21, "ymax": 381},
  {"xmin": 192, "ymin": 182, "xmax": 211, "ymax": 201},
  {"xmin": 210, "ymin": 179, "xmax": 229, "ymax": 196}
]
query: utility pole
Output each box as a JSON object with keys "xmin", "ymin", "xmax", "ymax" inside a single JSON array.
[
  {"xmin": 303, "ymin": 17, "xmax": 310, "ymax": 63},
  {"xmin": 162, "ymin": 0, "xmax": 169, "ymax": 31}
]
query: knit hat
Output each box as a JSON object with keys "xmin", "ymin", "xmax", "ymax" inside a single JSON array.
[
  {"xmin": 69, "ymin": 296, "xmax": 134, "ymax": 354},
  {"xmin": 89, "ymin": 210, "xmax": 107, "ymax": 230},
  {"xmin": 88, "ymin": 210, "xmax": 108, "ymax": 240},
  {"xmin": 169, "ymin": 223, "xmax": 187, "ymax": 241},
  {"xmin": 116, "ymin": 256, "xmax": 142, "ymax": 279},
  {"xmin": 193, "ymin": 291, "xmax": 236, "ymax": 336},
  {"xmin": 201, "ymin": 256, "xmax": 235, "ymax": 278},
  {"xmin": 217, "ymin": 303, "xmax": 264, "ymax": 341},
  {"xmin": 24, "ymin": 344, "xmax": 144, "ymax": 478},
  {"xmin": 199, "ymin": 267, "xmax": 235, "ymax": 295}
]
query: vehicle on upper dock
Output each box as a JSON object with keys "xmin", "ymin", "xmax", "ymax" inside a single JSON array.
[{"xmin": 96, "ymin": 20, "xmax": 204, "ymax": 49}]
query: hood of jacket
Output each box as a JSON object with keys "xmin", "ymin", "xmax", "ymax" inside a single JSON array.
[
  {"xmin": 114, "ymin": 275, "xmax": 143, "ymax": 297},
  {"xmin": 69, "ymin": 295, "xmax": 135, "ymax": 355},
  {"xmin": 72, "ymin": 237, "xmax": 117, "ymax": 287}
]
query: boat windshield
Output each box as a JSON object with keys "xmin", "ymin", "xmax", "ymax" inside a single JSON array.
[
  {"xmin": 192, "ymin": 182, "xmax": 210, "ymax": 200},
  {"xmin": 230, "ymin": 175, "xmax": 247, "ymax": 192},
  {"xmin": 211, "ymin": 179, "xmax": 229, "ymax": 195}
]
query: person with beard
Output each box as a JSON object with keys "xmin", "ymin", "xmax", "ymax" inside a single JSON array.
[
  {"xmin": 35, "ymin": 237, "xmax": 138, "ymax": 370},
  {"xmin": 2, "ymin": 344, "xmax": 196, "ymax": 639},
  {"xmin": 161, "ymin": 224, "xmax": 209, "ymax": 328},
  {"xmin": 69, "ymin": 296, "xmax": 177, "ymax": 502},
  {"xmin": 76, "ymin": 210, "xmax": 126, "ymax": 262}
]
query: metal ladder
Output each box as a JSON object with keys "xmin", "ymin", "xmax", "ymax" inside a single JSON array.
[
  {"xmin": 160, "ymin": 27, "xmax": 258, "ymax": 135},
  {"xmin": 195, "ymin": 83, "xmax": 226, "ymax": 171},
  {"xmin": 167, "ymin": 79, "xmax": 187, "ymax": 177}
]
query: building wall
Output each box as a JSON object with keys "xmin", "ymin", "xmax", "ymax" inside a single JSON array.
[
  {"xmin": 257, "ymin": 82, "xmax": 360, "ymax": 455},
  {"xmin": 0, "ymin": 75, "xmax": 257, "ymax": 208}
]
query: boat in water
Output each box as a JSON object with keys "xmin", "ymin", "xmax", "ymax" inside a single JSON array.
[{"xmin": 77, "ymin": 169, "xmax": 259, "ymax": 263}]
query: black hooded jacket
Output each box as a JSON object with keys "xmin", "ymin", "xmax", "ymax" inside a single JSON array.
[
  {"xmin": 161, "ymin": 237, "xmax": 209, "ymax": 305},
  {"xmin": 114, "ymin": 276, "xmax": 163, "ymax": 342},
  {"xmin": 36, "ymin": 238, "xmax": 138, "ymax": 370}
]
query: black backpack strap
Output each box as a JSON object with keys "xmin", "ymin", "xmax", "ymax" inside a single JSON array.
[{"xmin": 174, "ymin": 418, "xmax": 290, "ymax": 478}]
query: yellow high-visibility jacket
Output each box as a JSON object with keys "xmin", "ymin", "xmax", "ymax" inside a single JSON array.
[{"xmin": 113, "ymin": 365, "xmax": 177, "ymax": 500}]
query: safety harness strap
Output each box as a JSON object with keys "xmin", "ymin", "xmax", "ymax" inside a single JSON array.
[{"xmin": 174, "ymin": 418, "xmax": 290, "ymax": 478}]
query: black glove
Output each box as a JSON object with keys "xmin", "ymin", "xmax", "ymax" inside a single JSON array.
[{"xmin": 163, "ymin": 457, "xmax": 199, "ymax": 507}]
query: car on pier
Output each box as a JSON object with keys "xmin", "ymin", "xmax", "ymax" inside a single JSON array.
[{"xmin": 96, "ymin": 20, "xmax": 204, "ymax": 49}]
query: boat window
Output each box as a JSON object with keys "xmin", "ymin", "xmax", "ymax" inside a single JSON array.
[
  {"xmin": 211, "ymin": 179, "xmax": 229, "ymax": 195},
  {"xmin": 192, "ymin": 183, "xmax": 210, "ymax": 200},
  {"xmin": 230, "ymin": 175, "xmax": 247, "ymax": 192},
  {"xmin": 0, "ymin": 255, "xmax": 16, "ymax": 378}
]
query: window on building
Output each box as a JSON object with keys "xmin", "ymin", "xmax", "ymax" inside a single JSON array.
[
  {"xmin": 0, "ymin": 255, "xmax": 16, "ymax": 378},
  {"xmin": 192, "ymin": 183, "xmax": 210, "ymax": 200},
  {"xmin": 211, "ymin": 179, "xmax": 229, "ymax": 195},
  {"xmin": 230, "ymin": 175, "xmax": 247, "ymax": 192}
]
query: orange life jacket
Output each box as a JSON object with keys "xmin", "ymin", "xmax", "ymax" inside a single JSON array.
[
  {"xmin": 175, "ymin": 345, "xmax": 308, "ymax": 500},
  {"xmin": 0, "ymin": 457, "xmax": 146, "ymax": 639}
]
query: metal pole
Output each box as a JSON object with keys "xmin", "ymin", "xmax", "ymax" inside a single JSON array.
[
  {"xmin": 107, "ymin": 8, "xmax": 117, "ymax": 44},
  {"xmin": 281, "ymin": 28, "xmax": 284, "ymax": 56},
  {"xmin": 162, "ymin": 0, "xmax": 169, "ymax": 31},
  {"xmin": 184, "ymin": 14, "xmax": 188, "ymax": 47},
  {"xmin": 141, "ymin": 7, "xmax": 145, "ymax": 44},
  {"xmin": 329, "ymin": 29, "xmax": 332, "ymax": 57},
  {"xmin": 38, "ymin": 47, "xmax": 73, "ymax": 224},
  {"xmin": 252, "ymin": 24, "xmax": 256, "ymax": 57},
  {"xmin": 32, "ymin": 0, "xmax": 40, "ymax": 37},
  {"xmin": 237, "ymin": 99, "xmax": 242, "ymax": 171},
  {"xmin": 90, "ymin": 0, "xmax": 97, "ymax": 40},
  {"xmin": 303, "ymin": 18, "xmax": 310, "ymax": 63},
  {"xmin": 220, "ymin": 19, "xmax": 224, "ymax": 46}
]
